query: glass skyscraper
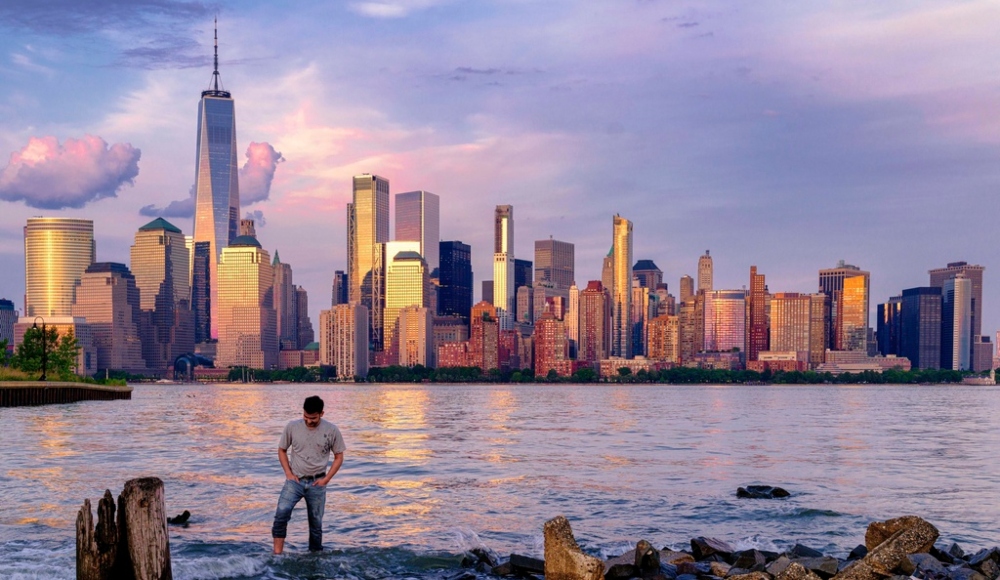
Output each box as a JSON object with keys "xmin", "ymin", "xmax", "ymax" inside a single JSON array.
[
  {"xmin": 394, "ymin": 190, "xmax": 440, "ymax": 275},
  {"xmin": 192, "ymin": 23, "xmax": 239, "ymax": 340},
  {"xmin": 348, "ymin": 174, "xmax": 390, "ymax": 351},
  {"xmin": 24, "ymin": 217, "xmax": 95, "ymax": 318}
]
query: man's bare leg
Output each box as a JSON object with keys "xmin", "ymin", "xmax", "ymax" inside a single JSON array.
[{"xmin": 273, "ymin": 537, "xmax": 285, "ymax": 555}]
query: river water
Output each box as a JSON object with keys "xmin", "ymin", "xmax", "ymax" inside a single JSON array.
[{"xmin": 1, "ymin": 383, "xmax": 998, "ymax": 579}]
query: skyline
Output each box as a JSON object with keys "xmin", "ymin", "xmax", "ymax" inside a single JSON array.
[{"xmin": 1, "ymin": 2, "xmax": 998, "ymax": 334}]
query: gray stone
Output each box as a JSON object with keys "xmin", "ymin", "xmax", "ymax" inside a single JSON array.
[
  {"xmin": 847, "ymin": 547, "xmax": 868, "ymax": 562},
  {"xmin": 949, "ymin": 545, "xmax": 966, "ymax": 561},
  {"xmin": 605, "ymin": 551, "xmax": 637, "ymax": 580},
  {"xmin": 904, "ymin": 553, "xmax": 948, "ymax": 577},
  {"xmin": 793, "ymin": 557, "xmax": 840, "ymax": 578},
  {"xmin": 710, "ymin": 562, "xmax": 732, "ymax": 577},
  {"xmin": 727, "ymin": 572, "xmax": 771, "ymax": 580},
  {"xmin": 978, "ymin": 559, "xmax": 1000, "ymax": 580},
  {"xmin": 510, "ymin": 553, "xmax": 546, "ymax": 574},
  {"xmin": 865, "ymin": 516, "xmax": 927, "ymax": 551},
  {"xmin": 663, "ymin": 551, "xmax": 697, "ymax": 566},
  {"xmin": 791, "ymin": 546, "xmax": 825, "ymax": 559},
  {"xmin": 637, "ymin": 540, "xmax": 662, "ymax": 576},
  {"xmin": 831, "ymin": 560, "xmax": 879, "ymax": 580},
  {"xmin": 737, "ymin": 486, "xmax": 791, "ymax": 499},
  {"xmin": 543, "ymin": 516, "xmax": 605, "ymax": 580},
  {"xmin": 734, "ymin": 551, "xmax": 768, "ymax": 571},
  {"xmin": 692, "ymin": 538, "xmax": 735, "ymax": 563},
  {"xmin": 969, "ymin": 549, "xmax": 1000, "ymax": 568},
  {"xmin": 865, "ymin": 518, "xmax": 939, "ymax": 576},
  {"xmin": 767, "ymin": 556, "xmax": 792, "ymax": 577},
  {"xmin": 948, "ymin": 566, "xmax": 988, "ymax": 580},
  {"xmin": 777, "ymin": 562, "xmax": 823, "ymax": 580},
  {"xmin": 492, "ymin": 561, "xmax": 513, "ymax": 576}
]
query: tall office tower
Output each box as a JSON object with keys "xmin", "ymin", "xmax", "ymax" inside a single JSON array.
[
  {"xmin": 271, "ymin": 251, "xmax": 296, "ymax": 349},
  {"xmin": 348, "ymin": 174, "xmax": 390, "ymax": 351},
  {"xmin": 929, "ymin": 262, "xmax": 984, "ymax": 363},
  {"xmin": 71, "ymin": 263, "xmax": 146, "ymax": 373},
  {"xmin": 679, "ymin": 275, "xmax": 694, "ymax": 304},
  {"xmin": 395, "ymin": 190, "xmax": 440, "ymax": 274},
  {"xmin": 578, "ymin": 281, "xmax": 609, "ymax": 367},
  {"xmin": 704, "ymin": 290, "xmax": 746, "ymax": 353},
  {"xmin": 697, "ymin": 250, "xmax": 713, "ymax": 293},
  {"xmin": 24, "ymin": 217, "xmax": 95, "ymax": 317},
  {"xmin": 470, "ymin": 301, "xmax": 500, "ymax": 371},
  {"xmin": 384, "ymin": 246, "xmax": 429, "ymax": 365},
  {"xmin": 818, "ymin": 261, "xmax": 870, "ymax": 351},
  {"xmin": 899, "ymin": 287, "xmax": 942, "ymax": 369},
  {"xmin": 647, "ymin": 315, "xmax": 680, "ymax": 363},
  {"xmin": 769, "ymin": 293, "xmax": 812, "ymax": 354},
  {"xmin": 192, "ymin": 22, "xmax": 239, "ymax": 340},
  {"xmin": 633, "ymin": 260, "xmax": 662, "ymax": 289},
  {"xmin": 654, "ymin": 285, "xmax": 674, "ymax": 317},
  {"xmin": 191, "ymin": 241, "xmax": 212, "ymax": 343},
  {"xmin": 0, "ymin": 299, "xmax": 16, "ymax": 346},
  {"xmin": 877, "ymin": 296, "xmax": 903, "ymax": 357},
  {"xmin": 516, "ymin": 285, "xmax": 534, "ymax": 324},
  {"xmin": 808, "ymin": 294, "xmax": 828, "ymax": 367},
  {"xmin": 185, "ymin": 235, "xmax": 194, "ymax": 291},
  {"xmin": 397, "ymin": 306, "xmax": 434, "ymax": 368},
  {"xmin": 332, "ymin": 271, "xmax": 347, "ymax": 306},
  {"xmin": 239, "ymin": 219, "xmax": 255, "ymax": 238},
  {"xmin": 942, "ymin": 275, "xmax": 972, "ymax": 370},
  {"xmin": 492, "ymin": 205, "xmax": 515, "ymax": 329},
  {"xmin": 841, "ymin": 275, "xmax": 869, "ymax": 352},
  {"xmin": 534, "ymin": 311, "xmax": 569, "ymax": 377},
  {"xmin": 678, "ymin": 299, "xmax": 697, "ymax": 364},
  {"xmin": 566, "ymin": 283, "xmax": 579, "ymax": 358},
  {"xmin": 601, "ymin": 250, "xmax": 614, "ymax": 295},
  {"xmin": 513, "ymin": 258, "xmax": 532, "ymax": 321},
  {"xmin": 611, "ymin": 215, "xmax": 633, "ymax": 358},
  {"xmin": 481, "ymin": 281, "xmax": 494, "ymax": 305},
  {"xmin": 438, "ymin": 241, "xmax": 472, "ymax": 324},
  {"xmin": 535, "ymin": 238, "xmax": 575, "ymax": 290},
  {"xmin": 216, "ymin": 235, "xmax": 277, "ymax": 370},
  {"xmin": 295, "ymin": 286, "xmax": 314, "ymax": 347},
  {"xmin": 319, "ymin": 303, "xmax": 369, "ymax": 379},
  {"xmin": 130, "ymin": 218, "xmax": 194, "ymax": 373},
  {"xmin": 746, "ymin": 266, "xmax": 769, "ymax": 361},
  {"xmin": 631, "ymin": 279, "xmax": 649, "ymax": 356}
]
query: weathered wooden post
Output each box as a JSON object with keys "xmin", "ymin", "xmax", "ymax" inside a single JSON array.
[{"xmin": 76, "ymin": 477, "xmax": 172, "ymax": 580}]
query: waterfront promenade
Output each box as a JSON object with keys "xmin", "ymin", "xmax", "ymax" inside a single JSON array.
[{"xmin": 0, "ymin": 381, "xmax": 132, "ymax": 407}]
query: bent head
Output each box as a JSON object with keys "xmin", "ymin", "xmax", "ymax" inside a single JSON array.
[{"xmin": 303, "ymin": 395, "xmax": 324, "ymax": 428}]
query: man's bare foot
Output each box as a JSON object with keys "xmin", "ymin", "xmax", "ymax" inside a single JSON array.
[{"xmin": 273, "ymin": 537, "xmax": 285, "ymax": 555}]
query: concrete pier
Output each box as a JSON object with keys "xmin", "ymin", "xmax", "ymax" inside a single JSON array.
[{"xmin": 0, "ymin": 382, "xmax": 132, "ymax": 407}]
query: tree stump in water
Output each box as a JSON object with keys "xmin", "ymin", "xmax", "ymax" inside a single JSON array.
[{"xmin": 76, "ymin": 477, "xmax": 172, "ymax": 580}]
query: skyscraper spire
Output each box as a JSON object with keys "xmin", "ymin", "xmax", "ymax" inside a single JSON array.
[{"xmin": 203, "ymin": 16, "xmax": 230, "ymax": 98}]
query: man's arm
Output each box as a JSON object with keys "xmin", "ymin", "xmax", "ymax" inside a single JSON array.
[
  {"xmin": 278, "ymin": 448, "xmax": 298, "ymax": 482},
  {"xmin": 319, "ymin": 452, "xmax": 344, "ymax": 486}
]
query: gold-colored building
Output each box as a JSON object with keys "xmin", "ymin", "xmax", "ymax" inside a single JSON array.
[
  {"xmin": 383, "ymin": 244, "xmax": 429, "ymax": 365},
  {"xmin": 348, "ymin": 174, "xmax": 390, "ymax": 351},
  {"xmin": 647, "ymin": 314, "xmax": 680, "ymax": 363},
  {"xmin": 216, "ymin": 235, "xmax": 277, "ymax": 369},
  {"xmin": 24, "ymin": 217, "xmax": 95, "ymax": 318},
  {"xmin": 397, "ymin": 306, "xmax": 434, "ymax": 368},
  {"xmin": 611, "ymin": 215, "xmax": 633, "ymax": 358},
  {"xmin": 841, "ymin": 275, "xmax": 869, "ymax": 352}
]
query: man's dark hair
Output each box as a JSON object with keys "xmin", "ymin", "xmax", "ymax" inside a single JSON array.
[{"xmin": 303, "ymin": 396, "xmax": 324, "ymax": 414}]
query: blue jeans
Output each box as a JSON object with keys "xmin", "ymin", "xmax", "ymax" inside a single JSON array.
[{"xmin": 271, "ymin": 478, "xmax": 327, "ymax": 551}]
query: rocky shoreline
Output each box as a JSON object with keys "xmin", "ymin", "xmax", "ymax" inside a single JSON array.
[{"xmin": 455, "ymin": 515, "xmax": 999, "ymax": 580}]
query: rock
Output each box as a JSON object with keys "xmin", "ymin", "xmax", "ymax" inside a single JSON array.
[
  {"xmin": 865, "ymin": 516, "xmax": 926, "ymax": 551},
  {"xmin": 605, "ymin": 551, "xmax": 637, "ymax": 580},
  {"xmin": 663, "ymin": 551, "xmax": 697, "ymax": 566},
  {"xmin": 865, "ymin": 517, "xmax": 939, "ymax": 576},
  {"xmin": 543, "ymin": 516, "xmax": 605, "ymax": 580},
  {"xmin": 831, "ymin": 560, "xmax": 879, "ymax": 580},
  {"xmin": 762, "ymin": 552, "xmax": 782, "ymax": 563},
  {"xmin": 777, "ymin": 562, "xmax": 823, "ymax": 580},
  {"xmin": 847, "ymin": 546, "xmax": 868, "ymax": 562},
  {"xmin": 734, "ymin": 551, "xmax": 768, "ymax": 571},
  {"xmin": 710, "ymin": 562, "xmax": 732, "ymax": 577},
  {"xmin": 510, "ymin": 553, "xmax": 546, "ymax": 575},
  {"xmin": 902, "ymin": 553, "xmax": 948, "ymax": 577},
  {"xmin": 636, "ymin": 540, "xmax": 661, "ymax": 576},
  {"xmin": 738, "ymin": 486, "xmax": 791, "ymax": 499},
  {"xmin": 767, "ymin": 556, "xmax": 792, "ymax": 577},
  {"xmin": 793, "ymin": 557, "xmax": 840, "ymax": 578},
  {"xmin": 167, "ymin": 510, "xmax": 191, "ymax": 525},
  {"xmin": 979, "ymin": 560, "xmax": 1000, "ymax": 580},
  {"xmin": 728, "ymin": 568, "xmax": 752, "ymax": 577},
  {"xmin": 969, "ymin": 549, "xmax": 1000, "ymax": 568},
  {"xmin": 677, "ymin": 561, "xmax": 712, "ymax": 576},
  {"xmin": 931, "ymin": 546, "xmax": 955, "ymax": 565},
  {"xmin": 676, "ymin": 574, "xmax": 699, "ymax": 580},
  {"xmin": 658, "ymin": 563, "xmax": 679, "ymax": 580},
  {"xmin": 444, "ymin": 572, "xmax": 476, "ymax": 580},
  {"xmin": 948, "ymin": 567, "xmax": 988, "ymax": 580},
  {"xmin": 492, "ymin": 561, "xmax": 513, "ymax": 576},
  {"xmin": 949, "ymin": 544, "xmax": 967, "ymax": 561},
  {"xmin": 692, "ymin": 538, "xmax": 735, "ymax": 563},
  {"xmin": 727, "ymin": 572, "xmax": 772, "ymax": 580},
  {"xmin": 791, "ymin": 545, "xmax": 825, "ymax": 559}
]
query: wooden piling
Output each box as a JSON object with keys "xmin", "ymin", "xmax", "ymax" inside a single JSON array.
[{"xmin": 76, "ymin": 478, "xmax": 172, "ymax": 580}]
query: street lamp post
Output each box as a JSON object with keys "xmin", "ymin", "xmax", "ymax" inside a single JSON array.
[{"xmin": 32, "ymin": 316, "xmax": 47, "ymax": 381}]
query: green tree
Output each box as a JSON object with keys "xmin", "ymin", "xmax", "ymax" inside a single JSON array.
[
  {"xmin": 14, "ymin": 326, "xmax": 79, "ymax": 379},
  {"xmin": 0, "ymin": 338, "xmax": 10, "ymax": 367}
]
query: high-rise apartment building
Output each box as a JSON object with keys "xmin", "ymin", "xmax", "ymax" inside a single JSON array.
[
  {"xmin": 493, "ymin": 205, "xmax": 515, "ymax": 329},
  {"xmin": 397, "ymin": 306, "xmax": 434, "ymax": 368},
  {"xmin": 697, "ymin": 251, "xmax": 713, "ymax": 294},
  {"xmin": 808, "ymin": 294, "xmax": 828, "ymax": 367},
  {"xmin": 470, "ymin": 301, "xmax": 500, "ymax": 371},
  {"xmin": 929, "ymin": 262, "xmax": 984, "ymax": 365},
  {"xmin": 746, "ymin": 266, "xmax": 769, "ymax": 361},
  {"xmin": 769, "ymin": 293, "xmax": 811, "ymax": 354},
  {"xmin": 899, "ymin": 287, "xmax": 941, "ymax": 369},
  {"xmin": 216, "ymin": 235, "xmax": 277, "ymax": 369},
  {"xmin": 631, "ymin": 279, "xmax": 649, "ymax": 357},
  {"xmin": 679, "ymin": 275, "xmax": 694, "ymax": 304},
  {"xmin": 535, "ymin": 239, "xmax": 575, "ymax": 290},
  {"xmin": 942, "ymin": 275, "xmax": 972, "ymax": 370},
  {"xmin": 516, "ymin": 285, "xmax": 534, "ymax": 324},
  {"xmin": 271, "ymin": 251, "xmax": 296, "ymax": 349},
  {"xmin": 633, "ymin": 260, "xmax": 662, "ymax": 289},
  {"xmin": 678, "ymin": 299, "xmax": 697, "ymax": 364},
  {"xmin": 332, "ymin": 270, "xmax": 348, "ymax": 306},
  {"xmin": 877, "ymin": 296, "xmax": 902, "ymax": 357},
  {"xmin": 24, "ymin": 217, "xmax": 95, "ymax": 318},
  {"xmin": 130, "ymin": 218, "xmax": 194, "ymax": 373},
  {"xmin": 348, "ymin": 174, "xmax": 390, "ymax": 351},
  {"xmin": 514, "ymin": 258, "xmax": 532, "ymax": 322},
  {"xmin": 578, "ymin": 281, "xmax": 609, "ymax": 367},
  {"xmin": 319, "ymin": 303, "xmax": 369, "ymax": 379},
  {"xmin": 647, "ymin": 315, "xmax": 680, "ymax": 363},
  {"xmin": 566, "ymin": 283, "xmax": 579, "ymax": 358},
  {"xmin": 395, "ymin": 190, "xmax": 440, "ymax": 275},
  {"xmin": 611, "ymin": 215, "xmax": 633, "ymax": 358},
  {"xmin": 438, "ymin": 241, "xmax": 472, "ymax": 324},
  {"xmin": 384, "ymin": 246, "xmax": 429, "ymax": 365},
  {"xmin": 192, "ymin": 24, "xmax": 239, "ymax": 340},
  {"xmin": 601, "ymin": 250, "xmax": 614, "ymax": 295},
  {"xmin": 534, "ymin": 311, "xmax": 570, "ymax": 377},
  {"xmin": 819, "ymin": 261, "xmax": 870, "ymax": 351},
  {"xmin": 704, "ymin": 290, "xmax": 746, "ymax": 353},
  {"xmin": 71, "ymin": 263, "xmax": 146, "ymax": 373}
]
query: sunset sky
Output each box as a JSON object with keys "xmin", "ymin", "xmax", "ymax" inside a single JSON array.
[{"xmin": 1, "ymin": 1, "xmax": 998, "ymax": 335}]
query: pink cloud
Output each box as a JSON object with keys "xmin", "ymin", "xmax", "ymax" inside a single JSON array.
[
  {"xmin": 239, "ymin": 142, "xmax": 284, "ymax": 205},
  {"xmin": 0, "ymin": 135, "xmax": 140, "ymax": 209}
]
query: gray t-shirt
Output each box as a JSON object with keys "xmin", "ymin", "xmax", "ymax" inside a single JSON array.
[{"xmin": 278, "ymin": 418, "xmax": 346, "ymax": 478}]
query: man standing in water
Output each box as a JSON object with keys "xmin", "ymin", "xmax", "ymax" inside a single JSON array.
[{"xmin": 272, "ymin": 395, "xmax": 346, "ymax": 554}]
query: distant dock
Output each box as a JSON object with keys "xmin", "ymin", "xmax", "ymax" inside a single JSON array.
[{"xmin": 0, "ymin": 382, "xmax": 132, "ymax": 407}]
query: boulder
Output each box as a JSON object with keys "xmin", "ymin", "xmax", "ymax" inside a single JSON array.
[
  {"xmin": 733, "ymin": 550, "xmax": 767, "ymax": 571},
  {"xmin": 636, "ymin": 540, "xmax": 661, "ymax": 576},
  {"xmin": 692, "ymin": 537, "xmax": 735, "ymax": 562},
  {"xmin": 930, "ymin": 546, "xmax": 955, "ymax": 565},
  {"xmin": 865, "ymin": 517, "xmax": 939, "ymax": 575},
  {"xmin": 766, "ymin": 556, "xmax": 792, "ymax": 577},
  {"xmin": 792, "ymin": 556, "xmax": 839, "ymax": 578},
  {"xmin": 791, "ymin": 545, "xmax": 825, "ymax": 559},
  {"xmin": 511, "ymin": 553, "xmax": 546, "ymax": 575},
  {"xmin": 949, "ymin": 544, "xmax": 967, "ymax": 561},
  {"xmin": 738, "ymin": 486, "xmax": 791, "ymax": 499},
  {"xmin": 969, "ymin": 549, "xmax": 1000, "ymax": 568},
  {"xmin": 543, "ymin": 516, "xmax": 605, "ymax": 580},
  {"xmin": 831, "ymin": 560, "xmax": 879, "ymax": 580},
  {"xmin": 727, "ymin": 568, "xmax": 752, "ymax": 577},
  {"xmin": 676, "ymin": 574, "xmax": 699, "ymax": 580},
  {"xmin": 948, "ymin": 567, "xmax": 989, "ymax": 580},
  {"xmin": 727, "ymin": 572, "xmax": 771, "ymax": 580},
  {"xmin": 605, "ymin": 551, "xmax": 637, "ymax": 580},
  {"xmin": 777, "ymin": 562, "xmax": 823, "ymax": 580},
  {"xmin": 865, "ymin": 516, "xmax": 926, "ymax": 551},
  {"xmin": 492, "ymin": 561, "xmax": 513, "ymax": 576},
  {"xmin": 709, "ymin": 562, "xmax": 731, "ymax": 577},
  {"xmin": 900, "ymin": 553, "xmax": 948, "ymax": 577},
  {"xmin": 677, "ymin": 561, "xmax": 712, "ymax": 576},
  {"xmin": 847, "ymin": 546, "xmax": 867, "ymax": 562},
  {"xmin": 979, "ymin": 559, "xmax": 1000, "ymax": 580},
  {"xmin": 663, "ymin": 551, "xmax": 696, "ymax": 566}
]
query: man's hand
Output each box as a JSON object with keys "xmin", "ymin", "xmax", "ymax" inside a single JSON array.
[{"xmin": 286, "ymin": 474, "xmax": 300, "ymax": 483}]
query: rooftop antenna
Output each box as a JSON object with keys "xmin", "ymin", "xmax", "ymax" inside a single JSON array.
[{"xmin": 203, "ymin": 15, "xmax": 231, "ymax": 98}]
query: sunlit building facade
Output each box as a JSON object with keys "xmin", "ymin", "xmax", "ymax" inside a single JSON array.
[
  {"xmin": 942, "ymin": 275, "xmax": 972, "ymax": 371},
  {"xmin": 841, "ymin": 274, "xmax": 869, "ymax": 352},
  {"xmin": 578, "ymin": 281, "xmax": 609, "ymax": 367},
  {"xmin": 769, "ymin": 293, "xmax": 811, "ymax": 354},
  {"xmin": 535, "ymin": 239, "xmax": 575, "ymax": 290},
  {"xmin": 818, "ymin": 261, "xmax": 870, "ymax": 351},
  {"xmin": 611, "ymin": 215, "xmax": 633, "ymax": 358},
  {"xmin": 647, "ymin": 314, "xmax": 680, "ymax": 363},
  {"xmin": 697, "ymin": 250, "xmax": 713, "ymax": 294},
  {"xmin": 271, "ymin": 251, "xmax": 297, "ymax": 349},
  {"xmin": 71, "ymin": 263, "xmax": 146, "ymax": 373},
  {"xmin": 216, "ymin": 236, "xmax": 277, "ymax": 369},
  {"xmin": 397, "ymin": 306, "xmax": 434, "ymax": 368},
  {"xmin": 395, "ymin": 191, "xmax": 440, "ymax": 275},
  {"xmin": 14, "ymin": 316, "xmax": 96, "ymax": 376},
  {"xmin": 534, "ymin": 311, "xmax": 571, "ymax": 377},
  {"xmin": 348, "ymin": 174, "xmax": 390, "ymax": 351},
  {"xmin": 24, "ymin": 217, "xmax": 95, "ymax": 318},
  {"xmin": 679, "ymin": 275, "xmax": 694, "ymax": 304},
  {"xmin": 704, "ymin": 290, "xmax": 746, "ymax": 353},
  {"xmin": 319, "ymin": 303, "xmax": 369, "ymax": 379},
  {"xmin": 493, "ymin": 205, "xmax": 515, "ymax": 330},
  {"xmin": 470, "ymin": 301, "xmax": 499, "ymax": 371},
  {"xmin": 746, "ymin": 266, "xmax": 769, "ymax": 361},
  {"xmin": 384, "ymin": 245, "xmax": 429, "ymax": 365}
]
